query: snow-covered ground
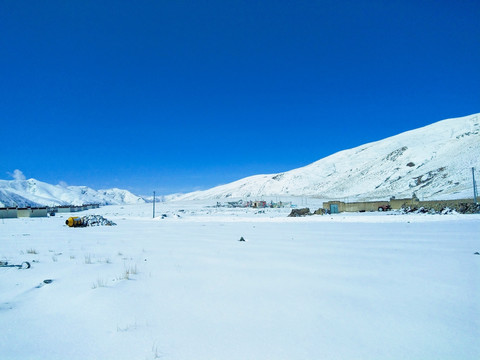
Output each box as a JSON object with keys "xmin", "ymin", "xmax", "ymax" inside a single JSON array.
[{"xmin": 1, "ymin": 201, "xmax": 479, "ymax": 359}]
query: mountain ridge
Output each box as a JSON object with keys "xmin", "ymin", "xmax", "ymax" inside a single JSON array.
[
  {"xmin": 2, "ymin": 113, "xmax": 478, "ymax": 205},
  {"xmin": 0, "ymin": 178, "xmax": 146, "ymax": 207},
  {"xmin": 169, "ymin": 113, "xmax": 480, "ymax": 201}
]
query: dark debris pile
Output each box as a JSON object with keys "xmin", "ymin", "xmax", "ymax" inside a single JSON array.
[
  {"xmin": 288, "ymin": 208, "xmax": 311, "ymax": 217},
  {"xmin": 82, "ymin": 215, "xmax": 117, "ymax": 226},
  {"xmin": 400, "ymin": 203, "xmax": 480, "ymax": 215}
]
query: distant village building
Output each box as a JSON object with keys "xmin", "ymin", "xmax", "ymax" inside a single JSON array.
[
  {"xmin": 30, "ymin": 207, "xmax": 48, "ymax": 217},
  {"xmin": 0, "ymin": 204, "xmax": 100, "ymax": 219},
  {"xmin": 323, "ymin": 200, "xmax": 390, "ymax": 213},
  {"xmin": 0, "ymin": 207, "xmax": 17, "ymax": 219},
  {"xmin": 252, "ymin": 201, "xmax": 267, "ymax": 208},
  {"xmin": 16, "ymin": 207, "xmax": 48, "ymax": 218},
  {"xmin": 17, "ymin": 208, "xmax": 32, "ymax": 218}
]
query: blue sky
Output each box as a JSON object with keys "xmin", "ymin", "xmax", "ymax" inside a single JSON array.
[{"xmin": 1, "ymin": 0, "xmax": 479, "ymax": 195}]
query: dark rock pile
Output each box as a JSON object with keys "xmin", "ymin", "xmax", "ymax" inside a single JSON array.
[
  {"xmin": 288, "ymin": 208, "xmax": 311, "ymax": 217},
  {"xmin": 82, "ymin": 215, "xmax": 117, "ymax": 226},
  {"xmin": 400, "ymin": 203, "xmax": 480, "ymax": 215},
  {"xmin": 456, "ymin": 203, "xmax": 480, "ymax": 214}
]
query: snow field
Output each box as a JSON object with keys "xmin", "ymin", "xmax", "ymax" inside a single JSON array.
[{"xmin": 1, "ymin": 203, "xmax": 479, "ymax": 359}]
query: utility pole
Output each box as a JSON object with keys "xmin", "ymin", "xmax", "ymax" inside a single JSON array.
[
  {"xmin": 472, "ymin": 168, "xmax": 477, "ymax": 204},
  {"xmin": 153, "ymin": 191, "xmax": 156, "ymax": 218}
]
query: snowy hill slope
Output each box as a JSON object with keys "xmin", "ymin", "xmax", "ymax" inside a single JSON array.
[
  {"xmin": 172, "ymin": 113, "xmax": 480, "ymax": 201},
  {"xmin": 0, "ymin": 179, "xmax": 146, "ymax": 207}
]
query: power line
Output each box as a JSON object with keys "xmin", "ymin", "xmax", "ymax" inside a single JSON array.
[
  {"xmin": 473, "ymin": 168, "xmax": 478, "ymax": 204},
  {"xmin": 153, "ymin": 191, "xmax": 156, "ymax": 218}
]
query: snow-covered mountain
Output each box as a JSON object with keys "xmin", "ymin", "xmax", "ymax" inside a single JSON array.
[
  {"xmin": 0, "ymin": 179, "xmax": 146, "ymax": 207},
  {"xmin": 171, "ymin": 113, "xmax": 480, "ymax": 201}
]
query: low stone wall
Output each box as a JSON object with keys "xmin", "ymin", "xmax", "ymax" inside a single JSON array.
[
  {"xmin": 390, "ymin": 198, "xmax": 474, "ymax": 210},
  {"xmin": 323, "ymin": 198, "xmax": 477, "ymax": 213}
]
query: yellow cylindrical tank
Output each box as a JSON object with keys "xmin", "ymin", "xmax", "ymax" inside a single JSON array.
[{"xmin": 66, "ymin": 217, "xmax": 83, "ymax": 227}]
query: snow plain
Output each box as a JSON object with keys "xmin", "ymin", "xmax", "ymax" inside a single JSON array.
[{"xmin": 1, "ymin": 200, "xmax": 479, "ymax": 360}]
